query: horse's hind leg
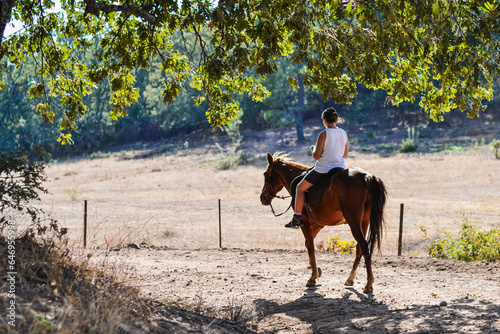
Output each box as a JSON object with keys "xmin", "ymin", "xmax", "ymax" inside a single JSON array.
[
  {"xmin": 345, "ymin": 243, "xmax": 362, "ymax": 287},
  {"xmin": 346, "ymin": 216, "xmax": 373, "ymax": 293},
  {"xmin": 362, "ymin": 244, "xmax": 374, "ymax": 293}
]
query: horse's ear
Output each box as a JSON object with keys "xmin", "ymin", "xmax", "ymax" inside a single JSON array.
[{"xmin": 267, "ymin": 152, "xmax": 273, "ymax": 165}]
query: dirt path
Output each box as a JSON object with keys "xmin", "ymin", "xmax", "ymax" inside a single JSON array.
[{"xmin": 96, "ymin": 247, "xmax": 500, "ymax": 333}]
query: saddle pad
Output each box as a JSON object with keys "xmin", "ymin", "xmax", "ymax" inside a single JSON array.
[{"xmin": 291, "ymin": 167, "xmax": 344, "ymax": 205}]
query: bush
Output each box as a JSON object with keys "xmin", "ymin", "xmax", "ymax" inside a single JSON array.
[
  {"xmin": 426, "ymin": 217, "xmax": 500, "ymax": 262},
  {"xmin": 400, "ymin": 127, "xmax": 420, "ymax": 153},
  {"xmin": 0, "ymin": 150, "xmax": 47, "ymax": 223},
  {"xmin": 490, "ymin": 139, "xmax": 500, "ymax": 159},
  {"xmin": 214, "ymin": 143, "xmax": 250, "ymax": 170},
  {"xmin": 320, "ymin": 237, "xmax": 356, "ymax": 254}
]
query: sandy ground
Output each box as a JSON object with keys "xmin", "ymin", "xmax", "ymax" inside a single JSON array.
[
  {"xmin": 95, "ymin": 246, "xmax": 500, "ymax": 334},
  {"xmin": 32, "ymin": 125, "xmax": 500, "ymax": 333}
]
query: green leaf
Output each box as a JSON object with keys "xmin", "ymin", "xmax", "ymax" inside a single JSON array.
[
  {"xmin": 287, "ymin": 77, "xmax": 298, "ymax": 89},
  {"xmin": 28, "ymin": 83, "xmax": 45, "ymax": 99},
  {"xmin": 432, "ymin": 2, "xmax": 440, "ymax": 17},
  {"xmin": 36, "ymin": 103, "xmax": 55, "ymax": 124},
  {"xmin": 346, "ymin": 1, "xmax": 353, "ymax": 14},
  {"xmin": 57, "ymin": 133, "xmax": 73, "ymax": 146}
]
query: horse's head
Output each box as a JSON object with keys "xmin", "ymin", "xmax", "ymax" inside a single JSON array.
[{"xmin": 260, "ymin": 152, "xmax": 286, "ymax": 206}]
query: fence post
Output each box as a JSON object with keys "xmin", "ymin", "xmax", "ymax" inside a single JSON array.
[
  {"xmin": 398, "ymin": 203, "xmax": 404, "ymax": 256},
  {"xmin": 218, "ymin": 199, "xmax": 222, "ymax": 249},
  {"xmin": 83, "ymin": 200, "xmax": 87, "ymax": 249}
]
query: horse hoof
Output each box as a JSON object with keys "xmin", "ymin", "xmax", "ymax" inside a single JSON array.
[
  {"xmin": 344, "ymin": 280, "xmax": 354, "ymax": 287},
  {"xmin": 363, "ymin": 286, "xmax": 374, "ymax": 293},
  {"xmin": 306, "ymin": 279, "xmax": 316, "ymax": 287},
  {"xmin": 318, "ymin": 267, "xmax": 322, "ymax": 278}
]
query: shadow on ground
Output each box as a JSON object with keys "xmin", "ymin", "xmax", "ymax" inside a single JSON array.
[{"xmin": 253, "ymin": 286, "xmax": 500, "ymax": 333}]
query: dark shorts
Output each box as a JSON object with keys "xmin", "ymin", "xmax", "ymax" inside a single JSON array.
[{"xmin": 304, "ymin": 169, "xmax": 326, "ymax": 185}]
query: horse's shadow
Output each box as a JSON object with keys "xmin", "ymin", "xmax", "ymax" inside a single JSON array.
[
  {"xmin": 254, "ymin": 286, "xmax": 383, "ymax": 333},
  {"xmin": 253, "ymin": 286, "xmax": 500, "ymax": 333}
]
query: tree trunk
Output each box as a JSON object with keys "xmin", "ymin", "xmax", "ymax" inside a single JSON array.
[
  {"xmin": 0, "ymin": 0, "xmax": 16, "ymax": 47},
  {"xmin": 296, "ymin": 72, "xmax": 305, "ymax": 142}
]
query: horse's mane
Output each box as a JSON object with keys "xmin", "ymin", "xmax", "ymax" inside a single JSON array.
[
  {"xmin": 271, "ymin": 151, "xmax": 310, "ymax": 169},
  {"xmin": 272, "ymin": 151, "xmax": 290, "ymax": 162}
]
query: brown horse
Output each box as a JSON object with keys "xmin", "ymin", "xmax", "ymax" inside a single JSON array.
[{"xmin": 260, "ymin": 152, "xmax": 387, "ymax": 293}]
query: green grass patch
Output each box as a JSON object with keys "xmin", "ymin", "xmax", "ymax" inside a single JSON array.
[
  {"xmin": 444, "ymin": 144, "xmax": 464, "ymax": 151},
  {"xmin": 349, "ymin": 137, "xmax": 367, "ymax": 144},
  {"xmin": 366, "ymin": 130, "xmax": 376, "ymax": 139}
]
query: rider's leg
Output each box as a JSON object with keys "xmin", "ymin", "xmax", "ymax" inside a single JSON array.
[
  {"xmin": 285, "ymin": 179, "xmax": 313, "ymax": 228},
  {"xmin": 295, "ymin": 179, "xmax": 313, "ymax": 214}
]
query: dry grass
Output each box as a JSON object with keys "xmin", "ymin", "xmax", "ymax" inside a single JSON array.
[
  {"xmin": 0, "ymin": 212, "xmax": 145, "ymax": 333},
  {"xmin": 37, "ymin": 144, "xmax": 500, "ymax": 258}
]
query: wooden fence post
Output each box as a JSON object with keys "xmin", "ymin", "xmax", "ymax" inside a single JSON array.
[
  {"xmin": 83, "ymin": 200, "xmax": 87, "ymax": 249},
  {"xmin": 218, "ymin": 199, "xmax": 222, "ymax": 249},
  {"xmin": 398, "ymin": 203, "xmax": 404, "ymax": 256}
]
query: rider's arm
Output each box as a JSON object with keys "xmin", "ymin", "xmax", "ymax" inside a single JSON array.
[
  {"xmin": 343, "ymin": 138, "xmax": 349, "ymax": 158},
  {"xmin": 312, "ymin": 131, "xmax": 326, "ymax": 160}
]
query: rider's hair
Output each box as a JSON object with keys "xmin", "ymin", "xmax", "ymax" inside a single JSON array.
[{"xmin": 321, "ymin": 107, "xmax": 339, "ymax": 124}]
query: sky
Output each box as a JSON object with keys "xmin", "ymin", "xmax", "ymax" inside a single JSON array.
[
  {"xmin": 4, "ymin": 0, "xmax": 62, "ymax": 37},
  {"xmin": 3, "ymin": 0, "xmax": 219, "ymax": 37}
]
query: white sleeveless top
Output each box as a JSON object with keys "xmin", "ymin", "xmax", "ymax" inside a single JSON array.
[{"xmin": 314, "ymin": 127, "xmax": 347, "ymax": 173}]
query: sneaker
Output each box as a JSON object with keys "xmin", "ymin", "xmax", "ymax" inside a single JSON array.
[{"xmin": 285, "ymin": 215, "xmax": 303, "ymax": 229}]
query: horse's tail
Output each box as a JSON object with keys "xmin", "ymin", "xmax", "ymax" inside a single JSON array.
[{"xmin": 367, "ymin": 175, "xmax": 388, "ymax": 256}]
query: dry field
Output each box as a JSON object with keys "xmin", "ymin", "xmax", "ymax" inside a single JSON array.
[
  {"xmin": 33, "ymin": 127, "xmax": 500, "ymax": 333},
  {"xmin": 38, "ymin": 141, "xmax": 499, "ymax": 255}
]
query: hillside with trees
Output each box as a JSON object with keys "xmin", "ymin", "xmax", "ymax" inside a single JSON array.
[{"xmin": 0, "ymin": 0, "xmax": 499, "ymax": 157}]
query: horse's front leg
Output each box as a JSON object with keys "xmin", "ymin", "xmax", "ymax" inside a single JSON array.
[{"xmin": 301, "ymin": 221, "xmax": 323, "ymax": 287}]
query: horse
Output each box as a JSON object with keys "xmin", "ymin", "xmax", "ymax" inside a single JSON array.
[{"xmin": 260, "ymin": 152, "xmax": 387, "ymax": 293}]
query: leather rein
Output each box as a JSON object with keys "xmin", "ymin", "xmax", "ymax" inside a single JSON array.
[{"xmin": 269, "ymin": 193, "xmax": 293, "ymax": 217}]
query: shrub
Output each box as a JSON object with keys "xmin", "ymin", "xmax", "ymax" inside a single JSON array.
[
  {"xmin": 490, "ymin": 139, "xmax": 500, "ymax": 159},
  {"xmin": 214, "ymin": 143, "xmax": 250, "ymax": 170},
  {"xmin": 400, "ymin": 127, "xmax": 420, "ymax": 153},
  {"xmin": 0, "ymin": 150, "xmax": 47, "ymax": 223},
  {"xmin": 323, "ymin": 237, "xmax": 356, "ymax": 254},
  {"xmin": 426, "ymin": 217, "xmax": 500, "ymax": 262}
]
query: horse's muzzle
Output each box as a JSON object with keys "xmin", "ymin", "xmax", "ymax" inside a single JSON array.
[{"xmin": 260, "ymin": 193, "xmax": 271, "ymax": 206}]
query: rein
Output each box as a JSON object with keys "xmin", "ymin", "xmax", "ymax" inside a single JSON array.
[{"xmin": 269, "ymin": 193, "xmax": 293, "ymax": 217}]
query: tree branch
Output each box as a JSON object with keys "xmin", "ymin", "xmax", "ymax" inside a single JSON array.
[{"xmin": 83, "ymin": 0, "xmax": 155, "ymax": 24}]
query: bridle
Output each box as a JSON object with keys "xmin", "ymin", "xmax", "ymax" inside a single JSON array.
[{"xmin": 263, "ymin": 166, "xmax": 293, "ymax": 217}]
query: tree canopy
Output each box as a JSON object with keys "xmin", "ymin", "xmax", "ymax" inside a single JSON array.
[{"xmin": 0, "ymin": 0, "xmax": 499, "ymax": 144}]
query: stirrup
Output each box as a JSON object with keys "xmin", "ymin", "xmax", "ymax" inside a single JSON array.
[{"xmin": 285, "ymin": 215, "xmax": 303, "ymax": 229}]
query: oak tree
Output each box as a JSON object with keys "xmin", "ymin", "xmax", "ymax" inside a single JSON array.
[{"xmin": 0, "ymin": 0, "xmax": 498, "ymax": 143}]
